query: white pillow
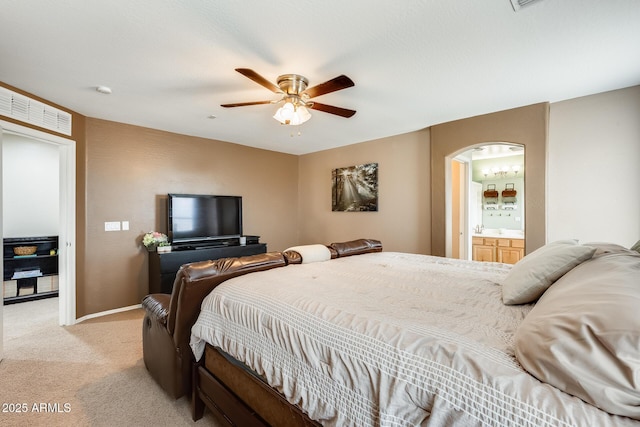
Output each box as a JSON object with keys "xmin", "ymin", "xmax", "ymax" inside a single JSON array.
[
  {"xmin": 284, "ymin": 244, "xmax": 331, "ymax": 264},
  {"xmin": 501, "ymin": 240, "xmax": 596, "ymax": 305}
]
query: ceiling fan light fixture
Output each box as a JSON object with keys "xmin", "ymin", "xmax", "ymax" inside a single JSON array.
[
  {"xmin": 273, "ymin": 101, "xmax": 311, "ymax": 126},
  {"xmin": 273, "ymin": 104, "xmax": 290, "ymax": 124},
  {"xmin": 281, "ymin": 102, "xmax": 295, "ymax": 120},
  {"xmin": 296, "ymin": 106, "xmax": 311, "ymax": 123},
  {"xmin": 224, "ymin": 68, "xmax": 354, "ymax": 124}
]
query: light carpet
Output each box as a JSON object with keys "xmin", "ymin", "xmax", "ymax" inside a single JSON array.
[{"xmin": 0, "ymin": 297, "xmax": 223, "ymax": 426}]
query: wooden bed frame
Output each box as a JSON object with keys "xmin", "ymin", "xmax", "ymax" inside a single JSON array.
[{"xmin": 192, "ymin": 345, "xmax": 321, "ymax": 426}]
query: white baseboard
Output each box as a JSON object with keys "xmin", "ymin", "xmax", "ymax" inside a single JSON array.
[{"xmin": 75, "ymin": 304, "xmax": 142, "ymax": 324}]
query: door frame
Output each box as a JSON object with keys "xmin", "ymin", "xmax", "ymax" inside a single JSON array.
[
  {"xmin": 0, "ymin": 119, "xmax": 76, "ymax": 330},
  {"xmin": 445, "ymin": 153, "xmax": 471, "ymax": 259}
]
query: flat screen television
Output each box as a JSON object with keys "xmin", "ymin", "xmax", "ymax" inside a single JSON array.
[{"xmin": 167, "ymin": 194, "xmax": 242, "ymax": 245}]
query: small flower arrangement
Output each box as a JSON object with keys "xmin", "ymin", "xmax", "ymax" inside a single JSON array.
[{"xmin": 142, "ymin": 231, "xmax": 169, "ymax": 251}]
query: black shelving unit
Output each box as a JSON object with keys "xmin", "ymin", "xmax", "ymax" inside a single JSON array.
[{"xmin": 3, "ymin": 236, "xmax": 59, "ymax": 304}]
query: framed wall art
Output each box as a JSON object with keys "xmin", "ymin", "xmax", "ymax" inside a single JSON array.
[{"xmin": 331, "ymin": 163, "xmax": 378, "ymax": 211}]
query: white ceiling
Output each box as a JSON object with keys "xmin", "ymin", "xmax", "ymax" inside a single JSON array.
[{"xmin": 1, "ymin": 1, "xmax": 639, "ymax": 155}]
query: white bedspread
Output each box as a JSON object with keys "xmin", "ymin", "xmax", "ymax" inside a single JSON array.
[{"xmin": 190, "ymin": 252, "xmax": 637, "ymax": 427}]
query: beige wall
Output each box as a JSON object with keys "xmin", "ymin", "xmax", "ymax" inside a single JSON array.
[
  {"xmin": 548, "ymin": 85, "xmax": 640, "ymax": 246},
  {"xmin": 298, "ymin": 130, "xmax": 431, "ymax": 254},
  {"xmin": 80, "ymin": 118, "xmax": 299, "ymax": 317},
  {"xmin": 430, "ymin": 103, "xmax": 549, "ymax": 257}
]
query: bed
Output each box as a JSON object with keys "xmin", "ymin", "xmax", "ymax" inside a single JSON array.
[{"xmin": 188, "ymin": 239, "xmax": 640, "ymax": 426}]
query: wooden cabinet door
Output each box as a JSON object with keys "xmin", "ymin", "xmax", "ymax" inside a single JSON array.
[
  {"xmin": 512, "ymin": 239, "xmax": 525, "ymax": 249},
  {"xmin": 473, "ymin": 245, "xmax": 496, "ymax": 262},
  {"xmin": 498, "ymin": 247, "xmax": 524, "ymax": 264}
]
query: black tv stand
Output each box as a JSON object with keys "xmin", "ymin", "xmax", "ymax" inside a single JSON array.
[
  {"xmin": 172, "ymin": 244, "xmax": 228, "ymax": 251},
  {"xmin": 173, "ymin": 237, "xmax": 244, "ymax": 251},
  {"xmin": 148, "ymin": 242, "xmax": 267, "ymax": 294},
  {"xmin": 194, "ymin": 244, "xmax": 227, "ymax": 250}
]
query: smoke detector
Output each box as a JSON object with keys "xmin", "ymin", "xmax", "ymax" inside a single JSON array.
[{"xmin": 96, "ymin": 85, "xmax": 112, "ymax": 94}]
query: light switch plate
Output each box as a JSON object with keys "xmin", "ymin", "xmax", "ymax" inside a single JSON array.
[
  {"xmin": 121, "ymin": 221, "xmax": 129, "ymax": 230},
  {"xmin": 105, "ymin": 221, "xmax": 121, "ymax": 231}
]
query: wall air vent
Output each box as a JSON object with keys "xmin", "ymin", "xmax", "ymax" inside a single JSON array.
[
  {"xmin": 510, "ymin": 0, "xmax": 543, "ymax": 11},
  {"xmin": 0, "ymin": 87, "xmax": 72, "ymax": 136}
]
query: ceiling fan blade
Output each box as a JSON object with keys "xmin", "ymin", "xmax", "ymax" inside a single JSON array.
[
  {"xmin": 308, "ymin": 102, "xmax": 356, "ymax": 118},
  {"xmin": 221, "ymin": 100, "xmax": 274, "ymax": 108},
  {"xmin": 235, "ymin": 68, "xmax": 282, "ymax": 93},
  {"xmin": 302, "ymin": 75, "xmax": 354, "ymax": 99}
]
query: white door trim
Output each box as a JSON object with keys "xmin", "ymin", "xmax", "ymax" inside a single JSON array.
[{"xmin": 0, "ymin": 119, "xmax": 76, "ymax": 327}]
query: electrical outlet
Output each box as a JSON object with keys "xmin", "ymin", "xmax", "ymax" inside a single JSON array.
[{"xmin": 121, "ymin": 221, "xmax": 129, "ymax": 231}]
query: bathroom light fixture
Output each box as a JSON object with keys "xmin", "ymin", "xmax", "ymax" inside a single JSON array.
[
  {"xmin": 496, "ymin": 166, "xmax": 510, "ymax": 177},
  {"xmin": 483, "ymin": 165, "xmax": 523, "ymax": 178}
]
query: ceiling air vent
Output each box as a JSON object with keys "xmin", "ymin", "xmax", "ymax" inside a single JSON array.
[
  {"xmin": 510, "ymin": 0, "xmax": 543, "ymax": 11},
  {"xmin": 0, "ymin": 87, "xmax": 72, "ymax": 136}
]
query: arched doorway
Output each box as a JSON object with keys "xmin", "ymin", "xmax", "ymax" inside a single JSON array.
[
  {"xmin": 430, "ymin": 103, "xmax": 548, "ymax": 257},
  {"xmin": 447, "ymin": 143, "xmax": 525, "ymax": 260}
]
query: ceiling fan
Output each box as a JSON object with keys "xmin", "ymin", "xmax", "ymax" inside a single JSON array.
[{"xmin": 221, "ymin": 68, "xmax": 356, "ymax": 125}]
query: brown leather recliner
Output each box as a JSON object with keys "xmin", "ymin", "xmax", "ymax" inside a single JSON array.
[{"xmin": 142, "ymin": 252, "xmax": 289, "ymax": 399}]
